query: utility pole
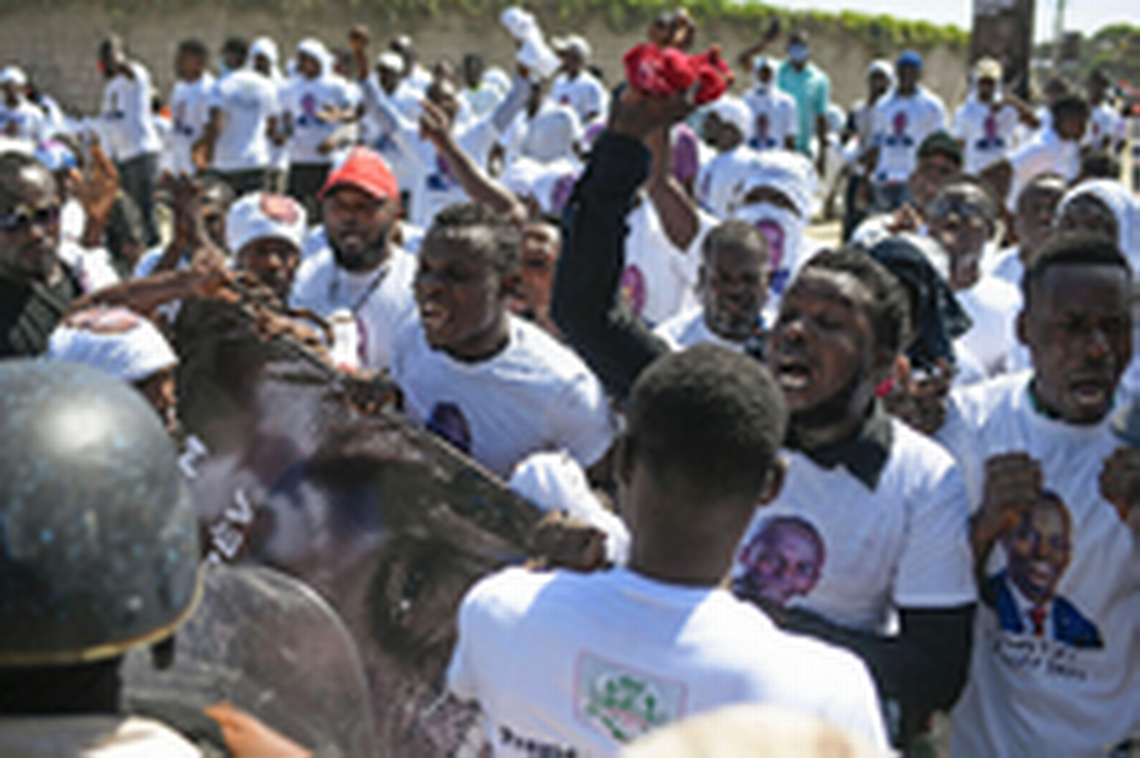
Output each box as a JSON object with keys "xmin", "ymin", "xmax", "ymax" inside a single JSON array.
[{"xmin": 1052, "ymin": 0, "xmax": 1066, "ymax": 70}]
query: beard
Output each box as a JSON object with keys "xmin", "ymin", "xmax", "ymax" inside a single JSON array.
[
  {"xmin": 331, "ymin": 224, "xmax": 392, "ymax": 273},
  {"xmin": 788, "ymin": 366, "xmax": 871, "ymax": 433}
]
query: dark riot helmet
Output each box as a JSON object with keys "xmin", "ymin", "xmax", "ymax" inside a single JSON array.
[{"xmin": 0, "ymin": 361, "xmax": 200, "ymax": 666}]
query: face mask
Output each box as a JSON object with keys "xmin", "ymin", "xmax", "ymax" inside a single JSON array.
[
  {"xmin": 731, "ymin": 202, "xmax": 805, "ymax": 296},
  {"xmin": 788, "ymin": 43, "xmax": 809, "ymax": 65}
]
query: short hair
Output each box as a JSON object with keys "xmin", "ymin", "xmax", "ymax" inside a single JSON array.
[
  {"xmin": 1088, "ymin": 68, "xmax": 1110, "ymax": 87},
  {"xmin": 1050, "ymin": 94, "xmax": 1090, "ymax": 124},
  {"xmin": 1014, "ymin": 171, "xmax": 1066, "ymax": 210},
  {"xmin": 701, "ymin": 219, "xmax": 768, "ymax": 263},
  {"xmin": 426, "ymin": 202, "xmax": 520, "ymax": 275},
  {"xmin": 799, "ymin": 248, "xmax": 911, "ymax": 356},
  {"xmin": 1079, "ymin": 151, "xmax": 1121, "ymax": 181},
  {"xmin": 930, "ymin": 173, "xmax": 998, "ymax": 218},
  {"xmin": 917, "ymin": 130, "xmax": 963, "ymax": 167},
  {"xmin": 0, "ymin": 151, "xmax": 52, "ymax": 203},
  {"xmin": 178, "ymin": 38, "xmax": 208, "ymax": 59},
  {"xmin": 1021, "ymin": 231, "xmax": 1131, "ymax": 303},
  {"xmin": 625, "ymin": 344, "xmax": 788, "ymax": 499},
  {"xmin": 198, "ymin": 173, "xmax": 236, "ymax": 208},
  {"xmin": 222, "ymin": 37, "xmax": 249, "ymax": 64}
]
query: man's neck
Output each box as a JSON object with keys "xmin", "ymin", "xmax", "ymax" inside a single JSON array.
[{"xmin": 789, "ymin": 396, "xmax": 874, "ymax": 450}]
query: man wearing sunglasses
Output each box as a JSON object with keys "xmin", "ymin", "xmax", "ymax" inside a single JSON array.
[{"xmin": 0, "ymin": 151, "xmax": 115, "ymax": 358}]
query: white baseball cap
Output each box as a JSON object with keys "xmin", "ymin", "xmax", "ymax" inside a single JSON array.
[{"xmin": 226, "ymin": 192, "xmax": 307, "ymax": 256}]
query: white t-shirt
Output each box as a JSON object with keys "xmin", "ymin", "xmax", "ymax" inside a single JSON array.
[
  {"xmin": 0, "ymin": 99, "xmax": 45, "ymax": 145},
  {"xmin": 549, "ymin": 71, "xmax": 607, "ymax": 124},
  {"xmin": 695, "ymin": 144, "xmax": 758, "ymax": 218},
  {"xmin": 1083, "ymin": 101, "xmax": 1127, "ymax": 153},
  {"xmin": 448, "ymin": 566, "xmax": 889, "ymax": 755},
  {"xmin": 734, "ymin": 418, "xmax": 976, "ymax": 633},
  {"xmin": 208, "ymin": 69, "xmax": 279, "ymax": 172},
  {"xmin": 289, "ymin": 244, "xmax": 418, "ymax": 372},
  {"xmin": 743, "ymin": 86, "xmax": 798, "ymax": 151},
  {"xmin": 620, "ymin": 198, "xmax": 701, "ymax": 327},
  {"xmin": 391, "ymin": 315, "xmax": 616, "ymax": 478},
  {"xmin": 57, "ymin": 240, "xmax": 120, "ymax": 293},
  {"xmin": 0, "ymin": 715, "xmax": 199, "ymax": 757},
  {"xmin": 954, "ymin": 274, "xmax": 1021, "ymax": 378},
  {"xmin": 936, "ymin": 374, "xmax": 1140, "ymax": 757},
  {"xmin": 168, "ymin": 74, "xmax": 215, "ymax": 176},
  {"xmin": 283, "ymin": 75, "xmax": 353, "ymax": 166},
  {"xmin": 99, "ymin": 61, "xmax": 162, "ymax": 161},
  {"xmin": 871, "ymin": 88, "xmax": 947, "ymax": 184},
  {"xmin": 953, "ymin": 98, "xmax": 1020, "ymax": 174},
  {"xmin": 654, "ymin": 306, "xmax": 746, "ymax": 352},
  {"xmin": 1006, "ymin": 127, "xmax": 1080, "ymax": 212}
]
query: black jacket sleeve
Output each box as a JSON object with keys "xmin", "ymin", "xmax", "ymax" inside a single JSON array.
[
  {"xmin": 552, "ymin": 131, "xmax": 670, "ymax": 405},
  {"xmin": 782, "ymin": 603, "xmax": 974, "ymax": 721}
]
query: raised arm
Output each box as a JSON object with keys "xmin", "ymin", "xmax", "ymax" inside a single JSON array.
[
  {"xmin": 419, "ymin": 99, "xmax": 526, "ymax": 222},
  {"xmin": 552, "ymin": 88, "xmax": 689, "ymax": 403}
]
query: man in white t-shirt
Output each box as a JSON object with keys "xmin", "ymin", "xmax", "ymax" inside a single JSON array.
[
  {"xmin": 694, "ymin": 95, "xmax": 758, "ymax": 218},
  {"xmin": 867, "ymin": 50, "xmax": 947, "ymax": 213},
  {"xmin": 248, "ymin": 36, "xmax": 291, "ymax": 194},
  {"xmin": 548, "ymin": 35, "xmax": 608, "ymax": 126},
  {"xmin": 290, "ymin": 146, "xmax": 416, "ymax": 372},
  {"xmin": 952, "ymin": 58, "xmax": 1033, "ymax": 175},
  {"xmin": 168, "ymin": 39, "xmax": 215, "ymax": 178},
  {"xmin": 935, "ymin": 233, "xmax": 1140, "ymax": 757},
  {"xmin": 352, "ymin": 28, "xmax": 532, "ymax": 229},
  {"xmin": 925, "ymin": 175, "xmax": 1021, "ymax": 378},
  {"xmin": 1083, "ymin": 68, "xmax": 1127, "ymax": 156},
  {"xmin": 985, "ymin": 172, "xmax": 1067, "ymax": 289},
  {"xmin": 197, "ymin": 37, "xmax": 281, "ymax": 198},
  {"xmin": 655, "ymin": 220, "xmax": 768, "ymax": 353},
  {"xmin": 97, "ymin": 35, "xmax": 163, "ymax": 247},
  {"xmin": 553, "ymin": 95, "xmax": 976, "ymax": 750},
  {"xmin": 282, "ymin": 38, "xmax": 355, "ymax": 219},
  {"xmin": 982, "ymin": 94, "xmax": 1089, "ymax": 212},
  {"xmin": 392, "ymin": 202, "xmax": 615, "ymax": 478},
  {"xmin": 744, "ymin": 57, "xmax": 798, "ymax": 152},
  {"xmin": 0, "ymin": 67, "xmax": 45, "ymax": 146},
  {"xmin": 446, "ymin": 346, "xmax": 889, "ymax": 754}
]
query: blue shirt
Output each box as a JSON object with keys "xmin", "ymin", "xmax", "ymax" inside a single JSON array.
[{"xmin": 776, "ymin": 61, "xmax": 830, "ymax": 154}]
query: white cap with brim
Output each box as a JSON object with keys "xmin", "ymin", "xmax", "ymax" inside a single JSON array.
[
  {"xmin": 226, "ymin": 192, "xmax": 307, "ymax": 257},
  {"xmin": 375, "ymin": 52, "xmax": 404, "ymax": 73},
  {"xmin": 45, "ymin": 307, "xmax": 177, "ymax": 383}
]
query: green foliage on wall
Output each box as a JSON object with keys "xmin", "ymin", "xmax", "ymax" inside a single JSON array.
[{"xmin": 23, "ymin": 0, "xmax": 969, "ymax": 52}]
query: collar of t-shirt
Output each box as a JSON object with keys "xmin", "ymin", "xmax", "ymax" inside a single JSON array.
[{"xmin": 785, "ymin": 400, "xmax": 893, "ymax": 491}]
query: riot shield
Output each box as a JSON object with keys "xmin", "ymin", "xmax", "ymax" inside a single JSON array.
[
  {"xmin": 122, "ymin": 563, "xmax": 378, "ymax": 758},
  {"xmin": 174, "ymin": 294, "xmax": 545, "ymax": 755}
]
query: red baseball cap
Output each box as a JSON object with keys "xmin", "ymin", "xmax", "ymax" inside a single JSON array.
[{"xmin": 319, "ymin": 147, "xmax": 399, "ymax": 203}]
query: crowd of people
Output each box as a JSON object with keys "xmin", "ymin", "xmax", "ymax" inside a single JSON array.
[{"xmin": 0, "ymin": 5, "xmax": 1137, "ymax": 757}]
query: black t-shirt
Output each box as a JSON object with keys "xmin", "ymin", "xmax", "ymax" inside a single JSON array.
[{"xmin": 0, "ymin": 267, "xmax": 82, "ymax": 359}]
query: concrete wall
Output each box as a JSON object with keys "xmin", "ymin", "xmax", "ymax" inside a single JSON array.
[{"xmin": 2, "ymin": 2, "xmax": 969, "ymax": 117}]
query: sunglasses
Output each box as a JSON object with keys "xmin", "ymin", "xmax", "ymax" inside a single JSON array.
[
  {"xmin": 0, "ymin": 203, "xmax": 61, "ymax": 234},
  {"xmin": 927, "ymin": 196, "xmax": 991, "ymax": 224}
]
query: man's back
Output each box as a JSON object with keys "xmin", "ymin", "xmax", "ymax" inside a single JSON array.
[
  {"xmin": 209, "ymin": 69, "xmax": 277, "ymax": 171},
  {"xmin": 448, "ymin": 566, "xmax": 887, "ymax": 756}
]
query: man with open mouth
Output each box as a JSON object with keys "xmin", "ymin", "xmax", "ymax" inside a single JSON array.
[{"xmin": 553, "ymin": 83, "xmax": 977, "ymax": 752}]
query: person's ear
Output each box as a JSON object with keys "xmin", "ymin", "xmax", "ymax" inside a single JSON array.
[{"xmin": 756, "ymin": 456, "xmax": 787, "ymax": 506}]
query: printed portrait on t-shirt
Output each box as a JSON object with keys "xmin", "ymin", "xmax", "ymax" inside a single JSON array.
[
  {"xmin": 299, "ymin": 92, "xmax": 318, "ymax": 127},
  {"xmin": 620, "ymin": 264, "xmax": 647, "ymax": 317},
  {"xmin": 982, "ymin": 490, "xmax": 1103, "ymax": 649},
  {"xmin": 426, "ymin": 401, "xmax": 472, "ymax": 455},
  {"xmin": 733, "ymin": 515, "xmax": 826, "ymax": 608},
  {"xmin": 885, "ymin": 110, "xmax": 912, "ymax": 147}
]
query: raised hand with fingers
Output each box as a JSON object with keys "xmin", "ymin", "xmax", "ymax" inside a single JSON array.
[
  {"xmin": 75, "ymin": 142, "xmax": 120, "ymax": 228},
  {"xmin": 972, "ymin": 452, "xmax": 1043, "ymax": 568},
  {"xmin": 1098, "ymin": 447, "xmax": 1140, "ymax": 533}
]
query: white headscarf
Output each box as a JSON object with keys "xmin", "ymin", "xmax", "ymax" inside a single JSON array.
[
  {"xmin": 250, "ymin": 36, "xmax": 284, "ymax": 82},
  {"xmin": 45, "ymin": 307, "xmax": 177, "ymax": 383},
  {"xmin": 1057, "ymin": 179, "xmax": 1135, "ymax": 256}
]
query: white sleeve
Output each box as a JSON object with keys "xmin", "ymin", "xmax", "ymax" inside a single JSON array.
[
  {"xmin": 547, "ymin": 373, "xmax": 617, "ymax": 469},
  {"xmin": 892, "ymin": 445, "xmax": 977, "ymax": 608}
]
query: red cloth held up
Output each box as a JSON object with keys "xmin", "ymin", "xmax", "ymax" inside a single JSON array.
[{"xmin": 622, "ymin": 43, "xmax": 733, "ymax": 105}]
